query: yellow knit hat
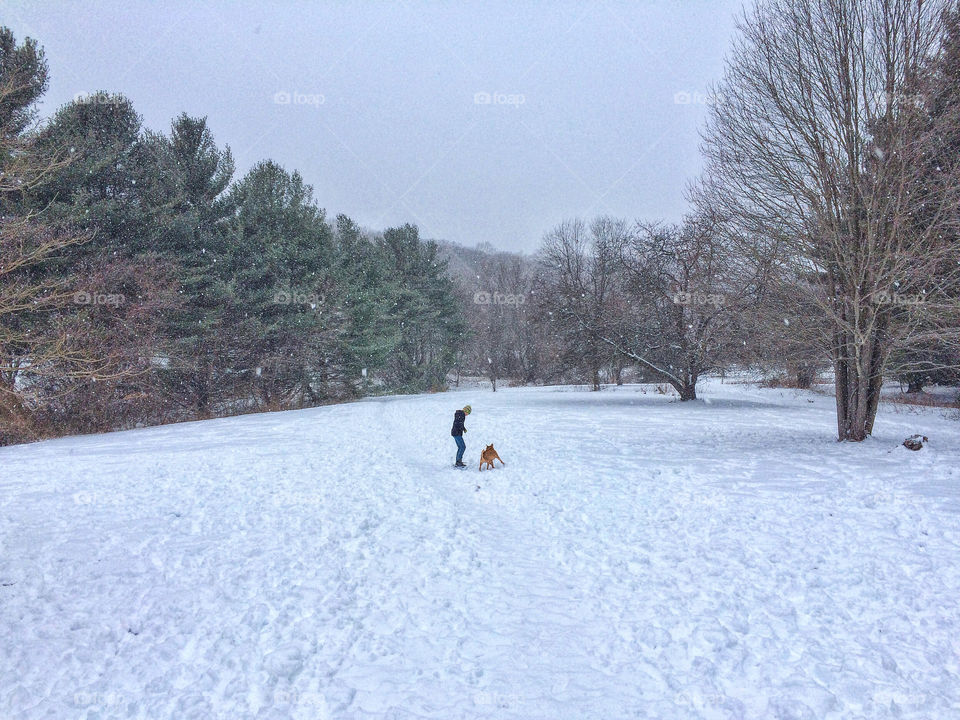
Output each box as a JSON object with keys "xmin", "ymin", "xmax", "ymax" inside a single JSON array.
[{"xmin": 463, "ymin": 405, "xmax": 472, "ymax": 415}]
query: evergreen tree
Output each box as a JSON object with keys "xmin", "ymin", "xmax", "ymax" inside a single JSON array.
[
  {"xmin": 332, "ymin": 214, "xmax": 400, "ymax": 391},
  {"xmin": 378, "ymin": 224, "xmax": 465, "ymax": 391},
  {"xmin": 0, "ymin": 28, "xmax": 48, "ymax": 138},
  {"xmin": 226, "ymin": 160, "xmax": 339, "ymax": 406},
  {"xmin": 891, "ymin": 8, "xmax": 960, "ymax": 392},
  {"xmin": 154, "ymin": 114, "xmax": 236, "ymax": 415},
  {"xmin": 1, "ymin": 22, "xmax": 477, "ymax": 440},
  {"xmin": 35, "ymin": 93, "xmax": 146, "ymax": 252}
]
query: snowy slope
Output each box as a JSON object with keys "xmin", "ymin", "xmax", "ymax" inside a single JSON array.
[{"xmin": 2, "ymin": 381, "xmax": 959, "ymax": 719}]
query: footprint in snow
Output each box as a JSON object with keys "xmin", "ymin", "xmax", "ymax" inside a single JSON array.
[{"xmin": 263, "ymin": 644, "xmax": 306, "ymax": 679}]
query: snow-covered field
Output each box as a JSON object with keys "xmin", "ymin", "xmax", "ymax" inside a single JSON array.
[{"xmin": 2, "ymin": 380, "xmax": 959, "ymax": 719}]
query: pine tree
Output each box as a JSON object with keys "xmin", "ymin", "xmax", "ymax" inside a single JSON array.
[
  {"xmin": 226, "ymin": 160, "xmax": 339, "ymax": 406},
  {"xmin": 378, "ymin": 224, "xmax": 465, "ymax": 391},
  {"xmin": 155, "ymin": 114, "xmax": 236, "ymax": 415},
  {"xmin": 332, "ymin": 214, "xmax": 399, "ymax": 391},
  {"xmin": 35, "ymin": 93, "xmax": 146, "ymax": 252}
]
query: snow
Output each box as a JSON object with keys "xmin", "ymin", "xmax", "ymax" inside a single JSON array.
[{"xmin": 2, "ymin": 380, "xmax": 959, "ymax": 719}]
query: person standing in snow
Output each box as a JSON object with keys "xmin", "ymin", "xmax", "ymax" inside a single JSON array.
[{"xmin": 451, "ymin": 405, "xmax": 471, "ymax": 467}]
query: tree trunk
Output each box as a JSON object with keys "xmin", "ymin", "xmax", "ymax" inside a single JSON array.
[
  {"xmin": 673, "ymin": 368, "xmax": 698, "ymax": 401},
  {"xmin": 833, "ymin": 324, "xmax": 849, "ymax": 440},
  {"xmin": 196, "ymin": 380, "xmax": 210, "ymax": 419},
  {"xmin": 794, "ymin": 363, "xmax": 815, "ymax": 389},
  {"xmin": 0, "ymin": 390, "xmax": 36, "ymax": 444},
  {"xmin": 904, "ymin": 374, "xmax": 924, "ymax": 393},
  {"xmin": 834, "ymin": 328, "xmax": 886, "ymax": 442},
  {"xmin": 863, "ymin": 331, "xmax": 887, "ymax": 437}
]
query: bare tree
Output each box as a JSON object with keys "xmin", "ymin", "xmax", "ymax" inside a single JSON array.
[
  {"xmin": 603, "ymin": 216, "xmax": 752, "ymax": 400},
  {"xmin": 471, "ymin": 254, "xmax": 522, "ymax": 391},
  {"xmin": 538, "ymin": 218, "xmax": 624, "ymax": 391},
  {"xmin": 453, "ymin": 246, "xmax": 542, "ymax": 391},
  {"xmin": 0, "ymin": 216, "xmax": 86, "ymax": 440},
  {"xmin": 0, "ymin": 60, "xmax": 93, "ymax": 441},
  {"xmin": 536, "ymin": 215, "xmax": 751, "ymax": 399},
  {"xmin": 0, "ymin": 41, "xmax": 174, "ymax": 442},
  {"xmin": 698, "ymin": 0, "xmax": 960, "ymax": 440},
  {"xmin": 749, "ymin": 267, "xmax": 832, "ymax": 388}
]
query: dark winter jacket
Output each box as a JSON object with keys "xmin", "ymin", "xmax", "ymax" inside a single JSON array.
[{"xmin": 451, "ymin": 410, "xmax": 466, "ymax": 437}]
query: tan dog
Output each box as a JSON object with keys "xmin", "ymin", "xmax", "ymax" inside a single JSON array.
[{"xmin": 479, "ymin": 444, "xmax": 505, "ymax": 471}]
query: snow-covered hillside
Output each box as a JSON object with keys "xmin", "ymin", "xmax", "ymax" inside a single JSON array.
[{"xmin": 2, "ymin": 381, "xmax": 959, "ymax": 719}]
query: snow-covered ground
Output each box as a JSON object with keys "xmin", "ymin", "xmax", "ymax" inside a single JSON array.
[{"xmin": 2, "ymin": 380, "xmax": 959, "ymax": 719}]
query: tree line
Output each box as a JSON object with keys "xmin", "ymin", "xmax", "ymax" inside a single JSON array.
[
  {"xmin": 4, "ymin": 0, "xmax": 960, "ymax": 446},
  {"xmin": 455, "ymin": 0, "xmax": 960, "ymax": 442},
  {"xmin": 0, "ymin": 28, "xmax": 464, "ymax": 445}
]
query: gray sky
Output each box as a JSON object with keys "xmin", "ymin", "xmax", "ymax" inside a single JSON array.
[{"xmin": 6, "ymin": 0, "xmax": 743, "ymax": 252}]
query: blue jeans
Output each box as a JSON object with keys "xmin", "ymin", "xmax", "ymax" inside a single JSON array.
[{"xmin": 454, "ymin": 435, "xmax": 466, "ymax": 463}]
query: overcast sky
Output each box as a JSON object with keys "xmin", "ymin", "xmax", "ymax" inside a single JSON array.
[{"xmin": 6, "ymin": 0, "xmax": 743, "ymax": 252}]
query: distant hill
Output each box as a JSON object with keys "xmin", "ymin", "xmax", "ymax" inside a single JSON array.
[{"xmin": 434, "ymin": 239, "xmax": 534, "ymax": 284}]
